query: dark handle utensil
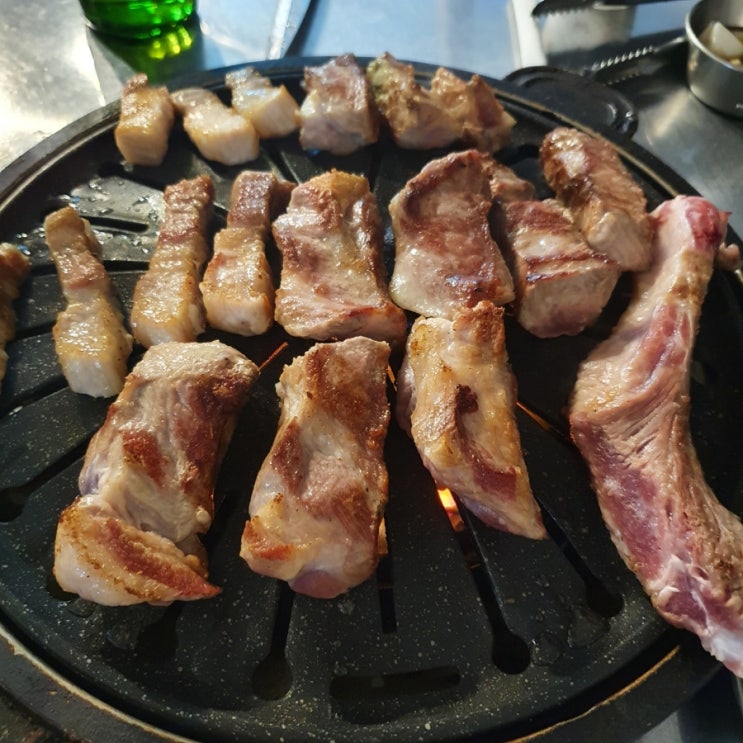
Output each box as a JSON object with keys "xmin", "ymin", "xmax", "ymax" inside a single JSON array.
[{"xmin": 532, "ymin": 0, "xmax": 677, "ymax": 17}]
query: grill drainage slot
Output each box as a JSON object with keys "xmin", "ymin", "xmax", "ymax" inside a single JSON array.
[{"xmin": 330, "ymin": 665, "xmax": 461, "ymax": 724}]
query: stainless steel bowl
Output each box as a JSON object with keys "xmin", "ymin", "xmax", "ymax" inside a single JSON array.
[{"xmin": 686, "ymin": 0, "xmax": 743, "ymax": 117}]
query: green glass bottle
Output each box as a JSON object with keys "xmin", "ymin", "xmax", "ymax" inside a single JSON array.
[{"xmin": 79, "ymin": 0, "xmax": 196, "ymax": 39}]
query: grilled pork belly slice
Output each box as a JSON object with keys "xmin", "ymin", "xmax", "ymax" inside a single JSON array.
[
  {"xmin": 201, "ymin": 171, "xmax": 293, "ymax": 336},
  {"xmin": 498, "ymin": 199, "xmax": 620, "ymax": 337},
  {"xmin": 298, "ymin": 54, "xmax": 379, "ymax": 155},
  {"xmin": 569, "ymin": 195, "xmax": 743, "ymax": 676},
  {"xmin": 0, "ymin": 243, "xmax": 30, "ymax": 393},
  {"xmin": 170, "ymin": 87, "xmax": 259, "ymax": 165},
  {"xmin": 131, "ymin": 175, "xmax": 213, "ymax": 347},
  {"xmin": 241, "ymin": 337, "xmax": 391, "ymax": 599},
  {"xmin": 540, "ymin": 127, "xmax": 653, "ymax": 271},
  {"xmin": 54, "ymin": 340, "xmax": 258, "ymax": 606},
  {"xmin": 114, "ymin": 73, "xmax": 175, "ymax": 166},
  {"xmin": 367, "ymin": 53, "xmax": 514, "ymax": 151},
  {"xmin": 44, "ymin": 207, "xmax": 132, "ymax": 397},
  {"xmin": 199, "ymin": 170, "xmax": 294, "ymax": 335},
  {"xmin": 397, "ymin": 301, "xmax": 545, "ymax": 539},
  {"xmin": 273, "ymin": 169, "xmax": 407, "ymax": 344},
  {"xmin": 389, "ymin": 149, "xmax": 514, "ymax": 319},
  {"xmin": 226, "ymin": 67, "xmax": 299, "ymax": 138}
]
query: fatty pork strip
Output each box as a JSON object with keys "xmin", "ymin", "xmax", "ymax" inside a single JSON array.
[
  {"xmin": 298, "ymin": 54, "xmax": 379, "ymax": 155},
  {"xmin": 170, "ymin": 87, "xmax": 259, "ymax": 165},
  {"xmin": 130, "ymin": 175, "xmax": 213, "ymax": 347},
  {"xmin": 397, "ymin": 301, "xmax": 546, "ymax": 539},
  {"xmin": 389, "ymin": 149, "xmax": 514, "ymax": 320},
  {"xmin": 201, "ymin": 171, "xmax": 293, "ymax": 335},
  {"xmin": 0, "ymin": 243, "xmax": 30, "ymax": 394},
  {"xmin": 273, "ymin": 169, "xmax": 407, "ymax": 344},
  {"xmin": 497, "ymin": 199, "xmax": 620, "ymax": 338},
  {"xmin": 225, "ymin": 67, "xmax": 299, "ymax": 138},
  {"xmin": 569, "ymin": 195, "xmax": 743, "ymax": 676},
  {"xmin": 241, "ymin": 337, "xmax": 391, "ymax": 599},
  {"xmin": 366, "ymin": 53, "xmax": 515, "ymax": 151},
  {"xmin": 540, "ymin": 127, "xmax": 653, "ymax": 271},
  {"xmin": 54, "ymin": 340, "xmax": 258, "ymax": 606},
  {"xmin": 44, "ymin": 207, "xmax": 133, "ymax": 398},
  {"xmin": 114, "ymin": 73, "xmax": 175, "ymax": 166}
]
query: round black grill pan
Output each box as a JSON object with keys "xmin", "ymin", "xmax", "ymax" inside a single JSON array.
[{"xmin": 0, "ymin": 58, "xmax": 742, "ymax": 743}]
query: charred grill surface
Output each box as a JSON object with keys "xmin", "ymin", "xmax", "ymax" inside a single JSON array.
[{"xmin": 0, "ymin": 61, "xmax": 742, "ymax": 743}]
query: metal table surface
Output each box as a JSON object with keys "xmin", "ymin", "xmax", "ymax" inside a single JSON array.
[{"xmin": 0, "ymin": 0, "xmax": 742, "ymax": 740}]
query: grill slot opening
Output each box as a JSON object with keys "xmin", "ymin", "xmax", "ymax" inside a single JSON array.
[
  {"xmin": 251, "ymin": 582, "xmax": 294, "ymax": 700},
  {"xmin": 376, "ymin": 522, "xmax": 397, "ymax": 633},
  {"xmin": 541, "ymin": 509, "xmax": 623, "ymax": 619},
  {"xmin": 329, "ymin": 665, "xmax": 461, "ymax": 724},
  {"xmin": 0, "ymin": 439, "xmax": 88, "ymax": 522},
  {"xmin": 80, "ymin": 214, "xmax": 151, "ymax": 234},
  {"xmin": 440, "ymin": 492, "xmax": 531, "ymax": 675}
]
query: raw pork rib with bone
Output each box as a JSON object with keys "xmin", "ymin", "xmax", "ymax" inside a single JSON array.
[{"xmin": 570, "ymin": 195, "xmax": 743, "ymax": 676}]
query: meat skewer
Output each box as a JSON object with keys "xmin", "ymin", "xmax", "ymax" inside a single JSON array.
[
  {"xmin": 389, "ymin": 149, "xmax": 514, "ymax": 319},
  {"xmin": 171, "ymin": 87, "xmax": 259, "ymax": 165},
  {"xmin": 540, "ymin": 127, "xmax": 653, "ymax": 271},
  {"xmin": 397, "ymin": 301, "xmax": 546, "ymax": 539},
  {"xmin": 44, "ymin": 207, "xmax": 133, "ymax": 397},
  {"xmin": 130, "ymin": 175, "xmax": 213, "ymax": 348},
  {"xmin": 569, "ymin": 195, "xmax": 743, "ymax": 676},
  {"xmin": 495, "ymin": 198, "xmax": 620, "ymax": 338},
  {"xmin": 298, "ymin": 54, "xmax": 379, "ymax": 155},
  {"xmin": 200, "ymin": 171, "xmax": 293, "ymax": 336},
  {"xmin": 114, "ymin": 73, "xmax": 175, "ymax": 167},
  {"xmin": 241, "ymin": 337, "xmax": 392, "ymax": 599},
  {"xmin": 54, "ymin": 340, "xmax": 259, "ymax": 606},
  {"xmin": 0, "ymin": 243, "xmax": 30, "ymax": 395},
  {"xmin": 273, "ymin": 169, "xmax": 407, "ymax": 344}
]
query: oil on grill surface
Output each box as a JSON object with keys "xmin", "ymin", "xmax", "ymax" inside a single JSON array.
[{"xmin": 0, "ymin": 74, "xmax": 742, "ymax": 743}]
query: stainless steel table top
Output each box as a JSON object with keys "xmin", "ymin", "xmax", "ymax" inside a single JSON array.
[{"xmin": 0, "ymin": 1, "xmax": 742, "ymax": 740}]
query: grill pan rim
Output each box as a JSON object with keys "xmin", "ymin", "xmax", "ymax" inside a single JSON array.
[{"xmin": 0, "ymin": 56, "xmax": 738, "ymax": 743}]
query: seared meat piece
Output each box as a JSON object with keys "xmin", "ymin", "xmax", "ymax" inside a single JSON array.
[
  {"xmin": 298, "ymin": 54, "xmax": 379, "ymax": 155},
  {"xmin": 483, "ymin": 159, "xmax": 536, "ymax": 203},
  {"xmin": 54, "ymin": 340, "xmax": 258, "ymax": 606},
  {"xmin": 273, "ymin": 170, "xmax": 407, "ymax": 344},
  {"xmin": 130, "ymin": 175, "xmax": 213, "ymax": 347},
  {"xmin": 389, "ymin": 149, "xmax": 514, "ymax": 319},
  {"xmin": 570, "ymin": 196, "xmax": 743, "ymax": 676},
  {"xmin": 498, "ymin": 199, "xmax": 620, "ymax": 337},
  {"xmin": 44, "ymin": 207, "xmax": 132, "ymax": 397},
  {"xmin": 241, "ymin": 337, "xmax": 391, "ymax": 598},
  {"xmin": 367, "ymin": 53, "xmax": 514, "ymax": 151},
  {"xmin": 367, "ymin": 53, "xmax": 460, "ymax": 150},
  {"xmin": 171, "ymin": 87, "xmax": 259, "ymax": 165},
  {"xmin": 540, "ymin": 127, "xmax": 653, "ymax": 271},
  {"xmin": 114, "ymin": 73, "xmax": 175, "ymax": 167},
  {"xmin": 0, "ymin": 243, "xmax": 30, "ymax": 394},
  {"xmin": 397, "ymin": 301, "xmax": 545, "ymax": 539},
  {"xmin": 226, "ymin": 66, "xmax": 299, "ymax": 138},
  {"xmin": 429, "ymin": 67, "xmax": 516, "ymax": 152},
  {"xmin": 201, "ymin": 171, "xmax": 293, "ymax": 336}
]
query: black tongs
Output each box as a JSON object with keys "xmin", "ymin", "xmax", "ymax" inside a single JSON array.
[{"xmin": 532, "ymin": 0, "xmax": 675, "ymax": 17}]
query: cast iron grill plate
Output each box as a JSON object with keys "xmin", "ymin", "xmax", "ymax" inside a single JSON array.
[{"xmin": 0, "ymin": 59, "xmax": 742, "ymax": 742}]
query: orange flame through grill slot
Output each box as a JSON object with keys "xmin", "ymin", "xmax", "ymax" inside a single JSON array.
[{"xmin": 437, "ymin": 488, "xmax": 464, "ymax": 532}]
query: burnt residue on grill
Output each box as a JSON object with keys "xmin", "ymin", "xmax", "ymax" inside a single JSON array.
[{"xmin": 0, "ymin": 61, "xmax": 740, "ymax": 743}]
